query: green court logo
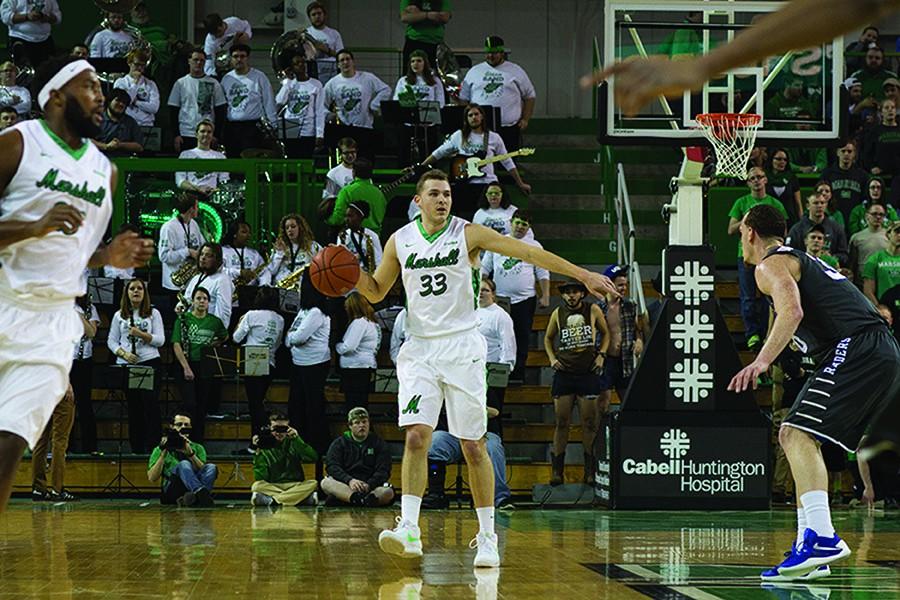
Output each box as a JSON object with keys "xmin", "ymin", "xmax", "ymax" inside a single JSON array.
[{"xmin": 402, "ymin": 395, "xmax": 422, "ymax": 415}]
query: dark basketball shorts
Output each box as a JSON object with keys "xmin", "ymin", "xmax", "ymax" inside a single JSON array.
[
  {"xmin": 551, "ymin": 369, "xmax": 604, "ymax": 397},
  {"xmin": 784, "ymin": 326, "xmax": 900, "ymax": 451}
]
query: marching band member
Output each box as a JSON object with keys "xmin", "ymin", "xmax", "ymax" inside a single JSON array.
[
  {"xmin": 175, "ymin": 120, "xmax": 229, "ymax": 196},
  {"xmin": 158, "ymin": 192, "xmax": 206, "ymax": 292},
  {"xmin": 222, "ymin": 220, "xmax": 269, "ymax": 290},
  {"xmin": 336, "ymin": 201, "xmax": 382, "ymax": 274},
  {"xmin": 180, "ymin": 242, "xmax": 233, "ymax": 329},
  {"xmin": 267, "ymin": 213, "xmax": 322, "ymax": 286}
]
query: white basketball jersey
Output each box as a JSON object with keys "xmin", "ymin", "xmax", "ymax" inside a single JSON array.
[
  {"xmin": 0, "ymin": 120, "xmax": 113, "ymax": 304},
  {"xmin": 395, "ymin": 216, "xmax": 477, "ymax": 338}
]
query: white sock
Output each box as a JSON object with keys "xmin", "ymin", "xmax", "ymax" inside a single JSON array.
[
  {"xmin": 801, "ymin": 490, "xmax": 835, "ymax": 538},
  {"xmin": 400, "ymin": 495, "xmax": 422, "ymax": 527},
  {"xmin": 796, "ymin": 506, "xmax": 807, "ymax": 546},
  {"xmin": 476, "ymin": 506, "xmax": 495, "ymax": 536}
]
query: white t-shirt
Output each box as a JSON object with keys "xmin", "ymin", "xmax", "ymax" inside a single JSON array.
[
  {"xmin": 481, "ymin": 235, "xmax": 549, "ymax": 304},
  {"xmin": 89, "ymin": 29, "xmax": 136, "ymax": 58},
  {"xmin": 323, "ymin": 163, "xmax": 353, "ymax": 199},
  {"xmin": 473, "ymin": 205, "xmax": 518, "ymax": 235},
  {"xmin": 184, "ymin": 270, "xmax": 233, "ymax": 328},
  {"xmin": 268, "ymin": 241, "xmax": 323, "ymax": 285},
  {"xmin": 305, "ymin": 25, "xmax": 343, "ymax": 79},
  {"xmin": 408, "ymin": 200, "xmax": 420, "ymax": 222},
  {"xmin": 1, "ymin": 0, "xmax": 61, "ymax": 43},
  {"xmin": 323, "ymin": 71, "xmax": 391, "ymax": 128},
  {"xmin": 157, "ymin": 216, "xmax": 206, "ymax": 290},
  {"xmin": 103, "ymin": 265, "xmax": 134, "ymax": 279},
  {"xmin": 476, "ymin": 304, "xmax": 516, "ymax": 367},
  {"xmin": 393, "ymin": 74, "xmax": 446, "ymax": 108},
  {"xmin": 223, "ymin": 245, "xmax": 268, "ymax": 286},
  {"xmin": 431, "ymin": 130, "xmax": 514, "ymax": 184},
  {"xmin": 73, "ymin": 304, "xmax": 100, "ymax": 360},
  {"xmin": 389, "ymin": 307, "xmax": 407, "ymax": 364},
  {"xmin": 107, "ymin": 307, "xmax": 165, "ymax": 364},
  {"xmin": 113, "ymin": 74, "xmax": 160, "ymax": 127},
  {"xmin": 203, "ymin": 16, "xmax": 252, "ymax": 76},
  {"xmin": 233, "ymin": 309, "xmax": 284, "ymax": 366},
  {"xmin": 0, "ymin": 85, "xmax": 31, "ymax": 116},
  {"xmin": 167, "ymin": 74, "xmax": 227, "ymax": 137},
  {"xmin": 460, "ymin": 60, "xmax": 536, "ymax": 127},
  {"xmin": 337, "ymin": 227, "xmax": 383, "ymax": 273},
  {"xmin": 285, "ymin": 307, "xmax": 331, "ymax": 365},
  {"xmin": 395, "ymin": 216, "xmax": 477, "ymax": 338},
  {"xmin": 337, "ymin": 317, "xmax": 381, "ymax": 368},
  {"xmin": 221, "ymin": 68, "xmax": 277, "ymax": 123},
  {"xmin": 0, "ymin": 120, "xmax": 112, "ymax": 304},
  {"xmin": 275, "ymin": 77, "xmax": 326, "ymax": 138},
  {"xmin": 175, "ymin": 147, "xmax": 229, "ymax": 189}
]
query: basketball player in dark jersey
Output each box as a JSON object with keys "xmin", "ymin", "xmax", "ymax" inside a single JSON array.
[{"xmin": 729, "ymin": 204, "xmax": 900, "ymax": 581}]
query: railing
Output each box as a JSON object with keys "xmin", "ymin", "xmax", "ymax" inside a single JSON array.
[{"xmin": 613, "ymin": 162, "xmax": 647, "ymax": 315}]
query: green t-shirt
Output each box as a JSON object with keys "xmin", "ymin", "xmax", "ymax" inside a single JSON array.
[
  {"xmin": 171, "ymin": 312, "xmax": 227, "ymax": 362},
  {"xmin": 727, "ymin": 194, "xmax": 788, "ymax": 257},
  {"xmin": 148, "ymin": 441, "xmax": 207, "ymax": 486},
  {"xmin": 400, "ymin": 0, "xmax": 451, "ymax": 44},
  {"xmin": 851, "ymin": 68, "xmax": 899, "ymax": 101},
  {"xmin": 764, "ymin": 94, "xmax": 817, "ymax": 129},
  {"xmin": 253, "ymin": 436, "xmax": 318, "ymax": 483},
  {"xmin": 327, "ymin": 178, "xmax": 387, "ymax": 234},
  {"xmin": 847, "ymin": 202, "xmax": 899, "ymax": 237},
  {"xmin": 813, "ymin": 252, "xmax": 840, "ymax": 269},
  {"xmin": 863, "ymin": 249, "xmax": 900, "ymax": 300}
]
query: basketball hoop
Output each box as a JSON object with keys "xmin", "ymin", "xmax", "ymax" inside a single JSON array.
[{"xmin": 695, "ymin": 113, "xmax": 762, "ymax": 179}]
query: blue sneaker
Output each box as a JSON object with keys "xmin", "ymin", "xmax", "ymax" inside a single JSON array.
[
  {"xmin": 777, "ymin": 528, "xmax": 850, "ymax": 576},
  {"xmin": 761, "ymin": 543, "xmax": 832, "ymax": 581}
]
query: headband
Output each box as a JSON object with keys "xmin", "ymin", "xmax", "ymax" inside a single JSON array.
[{"xmin": 38, "ymin": 60, "xmax": 95, "ymax": 109}]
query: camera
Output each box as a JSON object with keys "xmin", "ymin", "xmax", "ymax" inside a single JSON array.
[
  {"xmin": 255, "ymin": 425, "xmax": 288, "ymax": 449},
  {"xmin": 160, "ymin": 428, "xmax": 189, "ymax": 451}
]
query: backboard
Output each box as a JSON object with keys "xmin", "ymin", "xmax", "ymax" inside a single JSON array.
[{"xmin": 599, "ymin": 1, "xmax": 846, "ymax": 146}]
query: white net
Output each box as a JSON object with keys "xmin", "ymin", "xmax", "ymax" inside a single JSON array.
[{"xmin": 695, "ymin": 113, "xmax": 762, "ymax": 179}]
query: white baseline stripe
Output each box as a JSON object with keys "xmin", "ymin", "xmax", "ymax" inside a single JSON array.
[
  {"xmin": 815, "ymin": 377, "xmax": 835, "ymax": 385},
  {"xmin": 796, "ymin": 412, "xmax": 823, "ymax": 423},
  {"xmin": 807, "ymin": 389, "xmax": 831, "ymax": 398},
  {"xmin": 801, "ymin": 400, "xmax": 827, "ymax": 410},
  {"xmin": 618, "ymin": 564, "xmax": 660, "ymax": 579}
]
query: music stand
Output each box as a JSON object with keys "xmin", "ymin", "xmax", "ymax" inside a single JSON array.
[
  {"xmin": 486, "ymin": 363, "xmax": 511, "ymax": 388},
  {"xmin": 202, "ymin": 346, "xmax": 249, "ymax": 485},
  {"xmin": 381, "ymin": 100, "xmax": 442, "ymax": 164},
  {"xmin": 87, "ymin": 276, "xmax": 115, "ymax": 306},
  {"xmin": 101, "ymin": 365, "xmax": 148, "ymax": 495}
]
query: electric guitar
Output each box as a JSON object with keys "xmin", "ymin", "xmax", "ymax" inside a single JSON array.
[
  {"xmin": 378, "ymin": 164, "xmax": 425, "ymax": 196},
  {"xmin": 450, "ymin": 148, "xmax": 536, "ymax": 180}
]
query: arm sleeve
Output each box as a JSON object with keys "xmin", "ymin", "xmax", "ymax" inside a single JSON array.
[
  {"xmin": 498, "ymin": 311, "xmax": 517, "ymax": 368},
  {"xmin": 435, "ymin": 80, "xmax": 446, "ymax": 108},
  {"xmin": 514, "ymin": 64, "xmax": 537, "ymax": 99},
  {"xmin": 389, "ymin": 310, "xmax": 406, "ymax": 365},
  {"xmin": 324, "ymin": 438, "xmax": 352, "ymax": 484},
  {"xmin": 430, "ymin": 131, "xmax": 459, "ymax": 161},
  {"xmin": 89, "ymin": 33, "xmax": 103, "ymax": 57},
  {"xmin": 459, "ymin": 70, "xmax": 473, "ymax": 102},
  {"xmin": 480, "ymin": 251, "xmax": 494, "ymax": 277},
  {"xmin": 369, "ymin": 74, "xmax": 391, "ymax": 113},
  {"xmin": 150, "ymin": 309, "xmax": 165, "ymax": 347},
  {"xmin": 314, "ymin": 83, "xmax": 326, "ymax": 138},
  {"xmin": 158, "ymin": 223, "xmax": 189, "ymax": 266},
  {"xmin": 327, "ymin": 186, "xmax": 352, "ymax": 226},
  {"xmin": 252, "ymin": 450, "xmax": 271, "ymax": 481},
  {"xmin": 0, "ymin": 2, "xmax": 15, "ymax": 26},
  {"xmin": 49, "ymin": 0, "xmax": 61, "ymax": 22},
  {"xmin": 492, "ymin": 134, "xmax": 516, "ymax": 172},
  {"xmin": 863, "ymin": 253, "xmax": 879, "ymax": 280},
  {"xmin": 371, "ymin": 232, "xmax": 383, "ymax": 267},
  {"xmin": 393, "ymin": 78, "xmax": 405, "ymax": 100},
  {"xmin": 366, "ymin": 439, "xmax": 392, "ymax": 488},
  {"xmin": 727, "ymin": 199, "xmax": 743, "ymax": 220},
  {"xmin": 135, "ymin": 80, "xmax": 160, "ymax": 117},
  {"xmin": 332, "ymin": 30, "xmax": 344, "ymax": 53},
  {"xmin": 167, "ymin": 80, "xmax": 182, "ymax": 107},
  {"xmin": 171, "ymin": 315, "xmax": 183, "ymax": 345},
  {"xmin": 336, "ymin": 319, "xmax": 364, "ymax": 355},
  {"xmin": 232, "ymin": 312, "xmax": 249, "ymax": 343},
  {"xmin": 261, "ymin": 74, "xmax": 277, "ymax": 123},
  {"xmin": 203, "ymin": 35, "xmax": 215, "ymax": 76},
  {"xmin": 213, "ymin": 281, "xmax": 233, "ymax": 329},
  {"xmin": 221, "ymin": 249, "xmax": 241, "ymax": 279},
  {"xmin": 287, "ymin": 309, "xmax": 324, "ymax": 345},
  {"xmin": 275, "ymin": 80, "xmax": 290, "ymax": 105},
  {"xmin": 289, "ymin": 436, "xmax": 318, "ymax": 462},
  {"xmin": 532, "ymin": 243, "xmax": 550, "ymax": 281},
  {"xmin": 107, "ymin": 313, "xmax": 122, "ymax": 353}
]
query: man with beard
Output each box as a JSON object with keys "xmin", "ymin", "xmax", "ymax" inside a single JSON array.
[
  {"xmin": 543, "ymin": 280, "xmax": 609, "ymax": 487},
  {"xmin": 0, "ymin": 56, "xmax": 154, "ymax": 512},
  {"xmin": 89, "ymin": 11, "xmax": 137, "ymax": 59},
  {"xmin": 94, "ymin": 88, "xmax": 144, "ymax": 157},
  {"xmin": 179, "ymin": 242, "xmax": 233, "ymax": 329}
]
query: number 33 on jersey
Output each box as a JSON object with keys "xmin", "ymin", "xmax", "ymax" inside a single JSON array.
[{"xmin": 395, "ymin": 217, "xmax": 479, "ymax": 339}]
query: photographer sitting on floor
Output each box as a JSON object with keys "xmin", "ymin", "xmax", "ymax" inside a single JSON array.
[
  {"xmin": 250, "ymin": 411, "xmax": 319, "ymax": 507},
  {"xmin": 321, "ymin": 407, "xmax": 394, "ymax": 507},
  {"xmin": 147, "ymin": 413, "xmax": 217, "ymax": 507}
]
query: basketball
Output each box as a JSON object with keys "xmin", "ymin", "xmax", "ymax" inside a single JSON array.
[{"xmin": 309, "ymin": 245, "xmax": 361, "ymax": 297}]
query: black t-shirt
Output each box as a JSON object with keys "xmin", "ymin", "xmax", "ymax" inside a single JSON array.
[
  {"xmin": 762, "ymin": 246, "xmax": 885, "ymax": 360},
  {"xmin": 821, "ymin": 165, "xmax": 870, "ymax": 226}
]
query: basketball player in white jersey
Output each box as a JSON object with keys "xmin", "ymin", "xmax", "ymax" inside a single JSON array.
[
  {"xmin": 0, "ymin": 56, "xmax": 154, "ymax": 512},
  {"xmin": 354, "ymin": 169, "xmax": 617, "ymax": 567}
]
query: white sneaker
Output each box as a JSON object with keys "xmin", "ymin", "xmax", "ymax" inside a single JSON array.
[
  {"xmin": 378, "ymin": 517, "xmax": 423, "ymax": 557},
  {"xmin": 470, "ymin": 532, "xmax": 500, "ymax": 568}
]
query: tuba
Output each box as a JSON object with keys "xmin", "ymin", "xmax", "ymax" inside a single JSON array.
[
  {"xmin": 85, "ymin": 0, "xmax": 152, "ymax": 83},
  {"xmin": 270, "ymin": 30, "xmax": 316, "ymax": 79}
]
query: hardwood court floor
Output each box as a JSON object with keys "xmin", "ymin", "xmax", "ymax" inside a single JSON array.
[{"xmin": 1, "ymin": 501, "xmax": 897, "ymax": 599}]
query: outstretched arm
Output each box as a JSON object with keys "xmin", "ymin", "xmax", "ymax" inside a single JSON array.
[
  {"xmin": 466, "ymin": 223, "xmax": 619, "ymax": 298},
  {"xmin": 584, "ymin": 0, "xmax": 900, "ymax": 115},
  {"xmin": 355, "ymin": 236, "xmax": 401, "ymax": 304}
]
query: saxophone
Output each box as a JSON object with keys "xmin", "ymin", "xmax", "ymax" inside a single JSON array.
[
  {"xmin": 339, "ymin": 229, "xmax": 375, "ymax": 273},
  {"xmin": 171, "ymin": 260, "xmax": 199, "ymax": 288},
  {"xmin": 276, "ymin": 264, "xmax": 308, "ymax": 291},
  {"xmin": 233, "ymin": 252, "xmax": 272, "ymax": 300}
]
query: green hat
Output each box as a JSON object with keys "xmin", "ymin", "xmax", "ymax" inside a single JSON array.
[{"xmin": 484, "ymin": 35, "xmax": 506, "ymax": 53}]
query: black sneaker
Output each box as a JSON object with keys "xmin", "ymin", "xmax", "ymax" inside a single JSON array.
[
  {"xmin": 497, "ymin": 498, "xmax": 516, "ymax": 511},
  {"xmin": 364, "ymin": 492, "xmax": 381, "ymax": 507},
  {"xmin": 32, "ymin": 488, "xmax": 52, "ymax": 502},
  {"xmin": 349, "ymin": 491, "xmax": 367, "ymax": 506},
  {"xmin": 176, "ymin": 491, "xmax": 196, "ymax": 507},
  {"xmin": 50, "ymin": 489, "xmax": 79, "ymax": 502},
  {"xmin": 194, "ymin": 488, "xmax": 215, "ymax": 508}
]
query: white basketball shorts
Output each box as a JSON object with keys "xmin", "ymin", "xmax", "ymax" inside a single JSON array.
[
  {"xmin": 0, "ymin": 295, "xmax": 81, "ymax": 448},
  {"xmin": 396, "ymin": 328, "xmax": 488, "ymax": 440}
]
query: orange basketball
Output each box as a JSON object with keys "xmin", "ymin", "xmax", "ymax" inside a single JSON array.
[{"xmin": 309, "ymin": 245, "xmax": 361, "ymax": 297}]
